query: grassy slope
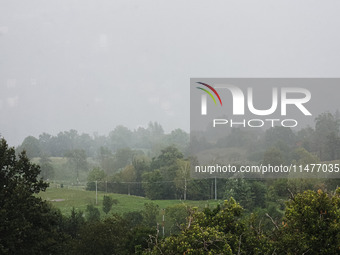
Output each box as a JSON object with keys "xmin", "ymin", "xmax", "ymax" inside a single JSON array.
[{"xmin": 39, "ymin": 187, "xmax": 220, "ymax": 217}]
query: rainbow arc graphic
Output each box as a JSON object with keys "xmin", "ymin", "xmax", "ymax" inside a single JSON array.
[{"xmin": 196, "ymin": 82, "xmax": 223, "ymax": 106}]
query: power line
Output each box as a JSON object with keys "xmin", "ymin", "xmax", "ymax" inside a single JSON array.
[{"xmin": 91, "ymin": 178, "xmax": 218, "ymax": 185}]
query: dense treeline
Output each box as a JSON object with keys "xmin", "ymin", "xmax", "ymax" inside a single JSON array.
[
  {"xmin": 15, "ymin": 112, "xmax": 340, "ymax": 202},
  {"xmin": 17, "ymin": 112, "xmax": 340, "ymax": 167},
  {"xmin": 16, "ymin": 121, "xmax": 189, "ymax": 158},
  {"xmin": 1, "ymin": 138, "xmax": 340, "ymax": 254}
]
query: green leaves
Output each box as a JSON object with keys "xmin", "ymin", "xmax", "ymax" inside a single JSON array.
[
  {"xmin": 0, "ymin": 138, "xmax": 68, "ymax": 254},
  {"xmin": 146, "ymin": 199, "xmax": 272, "ymax": 254},
  {"xmin": 277, "ymin": 189, "xmax": 340, "ymax": 254},
  {"xmin": 102, "ymin": 195, "xmax": 117, "ymax": 214}
]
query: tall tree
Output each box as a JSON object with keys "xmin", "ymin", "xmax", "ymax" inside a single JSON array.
[
  {"xmin": 113, "ymin": 147, "xmax": 134, "ymax": 171},
  {"xmin": 0, "ymin": 138, "xmax": 67, "ymax": 254},
  {"xmin": 174, "ymin": 159, "xmax": 190, "ymax": 200},
  {"xmin": 39, "ymin": 154, "xmax": 55, "ymax": 180},
  {"xmin": 148, "ymin": 146, "xmax": 183, "ymax": 199},
  {"xmin": 315, "ymin": 112, "xmax": 340, "ymax": 160},
  {"xmin": 146, "ymin": 199, "xmax": 272, "ymax": 254},
  {"xmin": 98, "ymin": 146, "xmax": 114, "ymax": 175},
  {"xmin": 73, "ymin": 215, "xmax": 130, "ymax": 254},
  {"xmin": 65, "ymin": 149, "xmax": 88, "ymax": 181},
  {"xmin": 142, "ymin": 170, "xmax": 164, "ymax": 200},
  {"xmin": 225, "ymin": 179, "xmax": 254, "ymax": 210},
  {"xmin": 277, "ymin": 189, "xmax": 340, "ymax": 254},
  {"xmin": 18, "ymin": 136, "xmax": 41, "ymax": 158},
  {"xmin": 102, "ymin": 195, "xmax": 117, "ymax": 215},
  {"xmin": 109, "ymin": 125, "xmax": 133, "ymax": 151}
]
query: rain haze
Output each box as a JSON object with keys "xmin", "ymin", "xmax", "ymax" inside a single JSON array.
[{"xmin": 1, "ymin": 0, "xmax": 340, "ymax": 146}]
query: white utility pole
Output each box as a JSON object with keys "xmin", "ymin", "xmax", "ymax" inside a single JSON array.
[
  {"xmin": 184, "ymin": 178, "xmax": 187, "ymax": 201},
  {"xmin": 95, "ymin": 180, "xmax": 98, "ymax": 205},
  {"xmin": 215, "ymin": 177, "xmax": 217, "ymax": 200},
  {"xmin": 162, "ymin": 209, "xmax": 165, "ymax": 237}
]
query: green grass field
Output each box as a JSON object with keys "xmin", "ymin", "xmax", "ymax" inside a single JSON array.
[{"xmin": 38, "ymin": 187, "xmax": 221, "ymax": 217}]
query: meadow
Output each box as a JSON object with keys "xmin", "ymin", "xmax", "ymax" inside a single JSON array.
[{"xmin": 38, "ymin": 186, "xmax": 220, "ymax": 216}]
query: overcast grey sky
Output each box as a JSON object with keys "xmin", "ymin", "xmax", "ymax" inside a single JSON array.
[{"xmin": 1, "ymin": 0, "xmax": 340, "ymax": 146}]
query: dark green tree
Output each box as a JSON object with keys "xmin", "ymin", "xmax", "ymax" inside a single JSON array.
[
  {"xmin": 0, "ymin": 138, "xmax": 68, "ymax": 254},
  {"xmin": 64, "ymin": 207, "xmax": 85, "ymax": 238},
  {"xmin": 250, "ymin": 181, "xmax": 267, "ymax": 208},
  {"xmin": 225, "ymin": 179, "xmax": 254, "ymax": 210},
  {"xmin": 149, "ymin": 146, "xmax": 183, "ymax": 199},
  {"xmin": 142, "ymin": 202, "xmax": 160, "ymax": 228},
  {"xmin": 146, "ymin": 199, "xmax": 272, "ymax": 254},
  {"xmin": 142, "ymin": 170, "xmax": 164, "ymax": 200},
  {"xmin": 277, "ymin": 189, "xmax": 340, "ymax": 254},
  {"xmin": 151, "ymin": 145, "xmax": 183, "ymax": 170},
  {"xmin": 102, "ymin": 195, "xmax": 117, "ymax": 214},
  {"xmin": 85, "ymin": 204, "xmax": 100, "ymax": 221},
  {"xmin": 72, "ymin": 215, "xmax": 130, "ymax": 255}
]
